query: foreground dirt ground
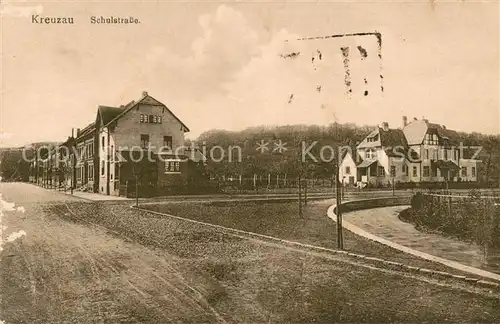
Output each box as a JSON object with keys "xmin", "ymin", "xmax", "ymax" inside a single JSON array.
[{"xmin": 1, "ymin": 183, "xmax": 500, "ymax": 323}]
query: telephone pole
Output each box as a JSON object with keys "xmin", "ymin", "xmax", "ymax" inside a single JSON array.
[{"xmin": 335, "ymin": 164, "xmax": 344, "ymax": 249}]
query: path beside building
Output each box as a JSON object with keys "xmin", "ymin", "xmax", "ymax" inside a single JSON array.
[{"xmin": 344, "ymin": 206, "xmax": 500, "ymax": 274}]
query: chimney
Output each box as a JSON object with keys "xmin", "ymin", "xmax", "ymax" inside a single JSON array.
[
  {"xmin": 423, "ymin": 118, "xmax": 429, "ymax": 123},
  {"xmin": 402, "ymin": 116, "xmax": 408, "ymax": 127},
  {"xmin": 442, "ymin": 125, "xmax": 446, "ymax": 130},
  {"xmin": 142, "ymin": 91, "xmax": 148, "ymax": 97},
  {"xmin": 413, "ymin": 117, "xmax": 418, "ymax": 121},
  {"xmin": 381, "ymin": 122, "xmax": 389, "ymax": 131},
  {"xmin": 76, "ymin": 128, "xmax": 81, "ymax": 137}
]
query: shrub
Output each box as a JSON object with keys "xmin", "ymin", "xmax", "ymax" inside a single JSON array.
[{"xmin": 410, "ymin": 192, "xmax": 424, "ymax": 211}]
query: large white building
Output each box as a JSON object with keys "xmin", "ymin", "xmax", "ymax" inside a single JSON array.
[{"xmin": 339, "ymin": 117, "xmax": 479, "ymax": 187}]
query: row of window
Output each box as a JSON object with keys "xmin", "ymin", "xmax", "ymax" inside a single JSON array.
[
  {"xmin": 140, "ymin": 114, "xmax": 162, "ymax": 124},
  {"xmin": 165, "ymin": 160, "xmax": 181, "ymax": 173},
  {"xmin": 366, "ymin": 134, "xmax": 379, "ymax": 143},
  {"xmin": 364, "ymin": 148, "xmax": 459, "ymax": 161},
  {"xmin": 345, "ymin": 164, "xmax": 476, "ymax": 179},
  {"xmin": 424, "ymin": 133, "xmax": 439, "ymax": 145},
  {"xmin": 412, "ymin": 165, "xmax": 476, "ymax": 178},
  {"xmin": 98, "ymin": 160, "xmax": 121, "ymax": 179},
  {"xmin": 422, "ymin": 148, "xmax": 458, "ymax": 161},
  {"xmin": 140, "ymin": 135, "xmax": 173, "ymax": 150},
  {"xmin": 76, "ymin": 142, "xmax": 94, "ymax": 160},
  {"xmin": 75, "ymin": 164, "xmax": 94, "ymax": 180}
]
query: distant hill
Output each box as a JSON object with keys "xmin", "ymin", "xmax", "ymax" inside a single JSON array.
[{"xmin": 193, "ymin": 123, "xmax": 500, "ymax": 187}]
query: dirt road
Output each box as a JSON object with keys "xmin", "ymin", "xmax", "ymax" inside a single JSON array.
[{"xmin": 1, "ymin": 183, "xmax": 500, "ymax": 323}]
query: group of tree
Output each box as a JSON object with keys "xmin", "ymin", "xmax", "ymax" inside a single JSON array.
[{"xmin": 191, "ymin": 123, "xmax": 500, "ymax": 187}]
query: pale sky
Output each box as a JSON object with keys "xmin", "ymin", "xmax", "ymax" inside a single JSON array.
[{"xmin": 1, "ymin": 0, "xmax": 499, "ymax": 147}]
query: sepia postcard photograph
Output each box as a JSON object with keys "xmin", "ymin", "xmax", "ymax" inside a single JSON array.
[{"xmin": 0, "ymin": 0, "xmax": 499, "ymax": 323}]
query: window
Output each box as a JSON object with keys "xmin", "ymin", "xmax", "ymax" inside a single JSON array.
[
  {"xmin": 88, "ymin": 164, "xmax": 93, "ymax": 179},
  {"xmin": 424, "ymin": 133, "xmax": 439, "ymax": 145},
  {"xmin": 378, "ymin": 166, "xmax": 385, "ymax": 176},
  {"xmin": 432, "ymin": 148, "xmax": 438, "ymax": 161},
  {"xmin": 432, "ymin": 166, "xmax": 438, "ymax": 177},
  {"xmin": 345, "ymin": 166, "xmax": 351, "ymax": 175},
  {"xmin": 111, "ymin": 145, "xmax": 114, "ymax": 161},
  {"xmin": 140, "ymin": 134, "xmax": 150, "ymax": 149},
  {"xmin": 424, "ymin": 149, "xmax": 429, "ymax": 160},
  {"xmin": 412, "ymin": 166, "xmax": 417, "ymax": 177},
  {"xmin": 163, "ymin": 136, "xmax": 173, "ymax": 150},
  {"xmin": 365, "ymin": 149, "xmax": 376, "ymax": 159},
  {"xmin": 444, "ymin": 149, "xmax": 448, "ymax": 160},
  {"xmin": 101, "ymin": 160, "xmax": 105, "ymax": 175},
  {"xmin": 461, "ymin": 166, "xmax": 467, "ymax": 177},
  {"xmin": 89, "ymin": 143, "xmax": 94, "ymax": 158},
  {"xmin": 140, "ymin": 114, "xmax": 162, "ymax": 124},
  {"xmin": 366, "ymin": 134, "xmax": 378, "ymax": 143},
  {"xmin": 472, "ymin": 167, "xmax": 476, "ymax": 177},
  {"xmin": 102, "ymin": 136, "xmax": 105, "ymax": 148},
  {"xmin": 76, "ymin": 167, "xmax": 81, "ymax": 180},
  {"xmin": 115, "ymin": 164, "xmax": 120, "ymax": 180},
  {"xmin": 165, "ymin": 160, "xmax": 181, "ymax": 173},
  {"xmin": 390, "ymin": 165, "xmax": 396, "ymax": 177},
  {"xmin": 423, "ymin": 166, "xmax": 430, "ymax": 177}
]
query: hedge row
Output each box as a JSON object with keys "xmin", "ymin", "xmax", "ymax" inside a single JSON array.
[{"xmin": 408, "ymin": 191, "xmax": 500, "ymax": 248}]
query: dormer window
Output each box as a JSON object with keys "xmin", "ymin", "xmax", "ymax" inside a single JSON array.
[
  {"xmin": 424, "ymin": 133, "xmax": 438, "ymax": 145},
  {"xmin": 367, "ymin": 134, "xmax": 379, "ymax": 143}
]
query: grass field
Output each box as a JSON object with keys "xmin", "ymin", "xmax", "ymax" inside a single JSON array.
[{"xmin": 141, "ymin": 199, "xmax": 473, "ymax": 274}]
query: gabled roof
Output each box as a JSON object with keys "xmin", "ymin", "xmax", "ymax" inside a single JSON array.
[
  {"xmin": 76, "ymin": 122, "xmax": 96, "ymax": 140},
  {"xmin": 431, "ymin": 160, "xmax": 459, "ymax": 171},
  {"xmin": 357, "ymin": 129, "xmax": 380, "ymax": 148},
  {"xmin": 98, "ymin": 106, "xmax": 124, "ymax": 126},
  {"xmin": 101, "ymin": 94, "xmax": 190, "ymax": 132},
  {"xmin": 426, "ymin": 123, "xmax": 460, "ymax": 145},
  {"xmin": 380, "ymin": 128, "xmax": 407, "ymax": 147},
  {"xmin": 339, "ymin": 145, "xmax": 360, "ymax": 161},
  {"xmin": 357, "ymin": 127, "xmax": 407, "ymax": 149},
  {"xmin": 403, "ymin": 119, "xmax": 460, "ymax": 146},
  {"xmin": 358, "ymin": 159, "xmax": 380, "ymax": 168}
]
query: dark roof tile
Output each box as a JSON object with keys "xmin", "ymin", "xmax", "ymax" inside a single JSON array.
[
  {"xmin": 379, "ymin": 128, "xmax": 408, "ymax": 148},
  {"xmin": 98, "ymin": 106, "xmax": 124, "ymax": 125}
]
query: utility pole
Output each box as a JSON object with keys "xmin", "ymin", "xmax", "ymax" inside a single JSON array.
[
  {"xmin": 391, "ymin": 165, "xmax": 395, "ymax": 196},
  {"xmin": 135, "ymin": 173, "xmax": 139, "ymax": 207},
  {"xmin": 341, "ymin": 177, "xmax": 345, "ymax": 201},
  {"xmin": 335, "ymin": 163, "xmax": 344, "ymax": 249},
  {"xmin": 71, "ymin": 128, "xmax": 75, "ymax": 194},
  {"xmin": 133, "ymin": 163, "xmax": 139, "ymax": 207},
  {"xmin": 304, "ymin": 173, "xmax": 308, "ymax": 206},
  {"xmin": 298, "ymin": 173, "xmax": 303, "ymax": 217}
]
